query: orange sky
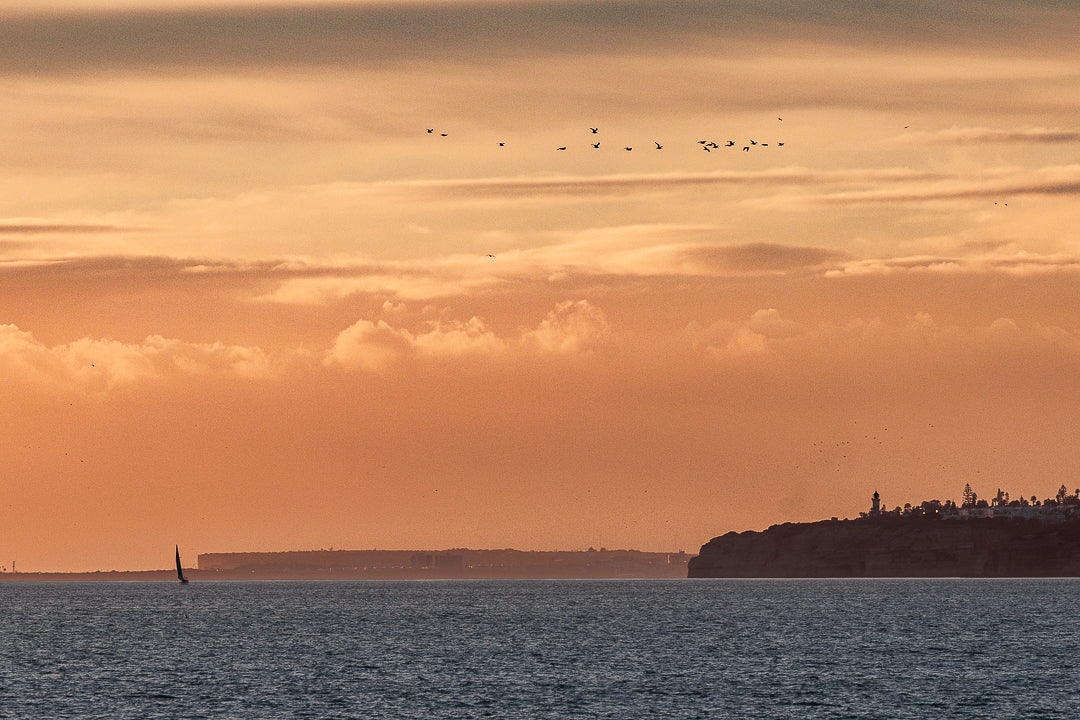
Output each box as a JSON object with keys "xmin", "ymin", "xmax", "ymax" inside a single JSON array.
[{"xmin": 3, "ymin": 0, "xmax": 1080, "ymax": 571}]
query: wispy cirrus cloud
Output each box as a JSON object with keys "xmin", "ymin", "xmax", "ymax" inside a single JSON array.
[
  {"xmin": 826, "ymin": 250, "xmax": 1080, "ymax": 278},
  {"xmin": 255, "ymin": 232, "xmax": 851, "ymax": 303},
  {"xmin": 895, "ymin": 126, "xmax": 1080, "ymax": 145},
  {"xmin": 372, "ymin": 168, "xmax": 944, "ymax": 203},
  {"xmin": 749, "ymin": 164, "xmax": 1080, "ymax": 207},
  {"xmin": 0, "ymin": 218, "xmax": 145, "ymax": 234}
]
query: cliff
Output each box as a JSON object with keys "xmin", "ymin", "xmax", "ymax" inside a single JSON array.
[{"xmin": 688, "ymin": 517, "xmax": 1080, "ymax": 577}]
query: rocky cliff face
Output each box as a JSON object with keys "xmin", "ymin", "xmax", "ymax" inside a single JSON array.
[{"xmin": 688, "ymin": 517, "xmax": 1080, "ymax": 577}]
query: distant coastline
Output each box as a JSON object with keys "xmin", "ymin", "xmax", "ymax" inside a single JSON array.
[{"xmin": 0, "ymin": 548, "xmax": 690, "ymax": 581}]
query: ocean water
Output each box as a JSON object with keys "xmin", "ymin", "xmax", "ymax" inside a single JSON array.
[{"xmin": 1, "ymin": 579, "xmax": 1077, "ymax": 719}]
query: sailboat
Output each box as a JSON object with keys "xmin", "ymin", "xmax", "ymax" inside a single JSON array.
[{"xmin": 175, "ymin": 545, "xmax": 189, "ymax": 584}]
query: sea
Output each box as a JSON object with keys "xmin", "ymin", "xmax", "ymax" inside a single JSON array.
[{"xmin": 1, "ymin": 579, "xmax": 1077, "ymax": 719}]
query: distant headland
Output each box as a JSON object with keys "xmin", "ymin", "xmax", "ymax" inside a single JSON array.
[
  {"xmin": 0, "ymin": 548, "xmax": 689, "ymax": 581},
  {"xmin": 689, "ymin": 484, "xmax": 1080, "ymax": 578}
]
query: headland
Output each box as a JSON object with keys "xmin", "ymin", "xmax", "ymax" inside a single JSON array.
[{"xmin": 689, "ymin": 485, "xmax": 1080, "ymax": 578}]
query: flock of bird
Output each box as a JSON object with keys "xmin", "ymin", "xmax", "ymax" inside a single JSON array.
[{"xmin": 425, "ymin": 120, "xmax": 786, "ymax": 153}]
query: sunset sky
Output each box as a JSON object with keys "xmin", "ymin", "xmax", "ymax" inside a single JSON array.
[{"xmin": 3, "ymin": 0, "xmax": 1080, "ymax": 571}]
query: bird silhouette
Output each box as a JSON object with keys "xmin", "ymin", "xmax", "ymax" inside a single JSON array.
[
  {"xmin": 426, "ymin": 128, "xmax": 434, "ymax": 133},
  {"xmin": 725, "ymin": 140, "xmax": 735, "ymax": 147},
  {"xmin": 654, "ymin": 142, "xmax": 663, "ymax": 149},
  {"xmin": 498, "ymin": 142, "xmax": 505, "ymax": 146},
  {"xmin": 703, "ymin": 145, "xmax": 711, "ymax": 152},
  {"xmin": 440, "ymin": 133, "xmax": 447, "ymax": 137},
  {"xmin": 743, "ymin": 146, "xmax": 750, "ymax": 151},
  {"xmin": 749, "ymin": 140, "xmax": 757, "ymax": 145},
  {"xmin": 777, "ymin": 142, "xmax": 785, "ymax": 146},
  {"xmin": 624, "ymin": 146, "xmax": 633, "ymax": 151},
  {"xmin": 590, "ymin": 127, "xmax": 598, "ymax": 134},
  {"xmin": 591, "ymin": 142, "xmax": 600, "ymax": 148},
  {"xmin": 557, "ymin": 146, "xmax": 567, "ymax": 150}
]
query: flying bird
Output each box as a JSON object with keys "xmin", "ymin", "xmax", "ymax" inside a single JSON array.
[
  {"xmin": 440, "ymin": 133, "xmax": 448, "ymax": 137},
  {"xmin": 654, "ymin": 142, "xmax": 663, "ymax": 149},
  {"xmin": 557, "ymin": 146, "xmax": 567, "ymax": 150},
  {"xmin": 725, "ymin": 140, "xmax": 735, "ymax": 147},
  {"xmin": 624, "ymin": 147, "xmax": 633, "ymax": 151},
  {"xmin": 590, "ymin": 127, "xmax": 599, "ymax": 134},
  {"xmin": 498, "ymin": 142, "xmax": 505, "ymax": 146},
  {"xmin": 426, "ymin": 128, "xmax": 433, "ymax": 133},
  {"xmin": 743, "ymin": 146, "xmax": 750, "ymax": 151},
  {"xmin": 703, "ymin": 145, "xmax": 711, "ymax": 152},
  {"xmin": 777, "ymin": 142, "xmax": 785, "ymax": 146},
  {"xmin": 591, "ymin": 142, "xmax": 600, "ymax": 148}
]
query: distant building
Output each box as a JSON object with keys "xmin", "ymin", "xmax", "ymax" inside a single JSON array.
[{"xmin": 870, "ymin": 491, "xmax": 881, "ymax": 516}]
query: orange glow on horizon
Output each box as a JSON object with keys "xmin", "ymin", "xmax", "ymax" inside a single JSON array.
[{"xmin": 2, "ymin": 0, "xmax": 1080, "ymax": 571}]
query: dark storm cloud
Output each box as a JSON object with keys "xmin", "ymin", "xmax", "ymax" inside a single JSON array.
[{"xmin": 1, "ymin": 0, "xmax": 1076, "ymax": 76}]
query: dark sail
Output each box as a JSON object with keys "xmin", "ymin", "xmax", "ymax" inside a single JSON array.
[{"xmin": 175, "ymin": 545, "xmax": 189, "ymax": 584}]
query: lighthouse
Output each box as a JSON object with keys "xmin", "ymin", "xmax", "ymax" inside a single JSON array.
[{"xmin": 871, "ymin": 491, "xmax": 881, "ymax": 516}]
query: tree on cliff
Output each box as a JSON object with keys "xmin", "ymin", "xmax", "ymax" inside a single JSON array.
[
  {"xmin": 921, "ymin": 500, "xmax": 944, "ymax": 517},
  {"xmin": 962, "ymin": 483, "xmax": 975, "ymax": 507}
]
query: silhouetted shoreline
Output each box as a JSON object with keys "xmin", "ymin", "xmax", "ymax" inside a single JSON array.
[{"xmin": 689, "ymin": 516, "xmax": 1080, "ymax": 578}]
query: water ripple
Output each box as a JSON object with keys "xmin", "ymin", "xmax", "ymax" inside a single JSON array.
[{"xmin": 1, "ymin": 579, "xmax": 1079, "ymax": 719}]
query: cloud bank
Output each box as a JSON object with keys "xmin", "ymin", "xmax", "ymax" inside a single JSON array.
[{"xmin": 3, "ymin": 0, "xmax": 1077, "ymax": 76}]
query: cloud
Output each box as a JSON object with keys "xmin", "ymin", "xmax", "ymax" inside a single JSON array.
[
  {"xmin": 0, "ymin": 219, "xmax": 137, "ymax": 234},
  {"xmin": 522, "ymin": 300, "xmax": 612, "ymax": 354},
  {"xmin": 827, "ymin": 251, "xmax": 1080, "ymax": 278},
  {"xmin": 0, "ymin": 323, "xmax": 285, "ymax": 391},
  {"xmin": 896, "ymin": 126, "xmax": 1080, "ymax": 145},
  {"xmin": 688, "ymin": 309, "xmax": 1080, "ymax": 372},
  {"xmin": 390, "ymin": 168, "xmax": 944, "ymax": 204},
  {"xmin": 327, "ymin": 312, "xmax": 522, "ymax": 370},
  {"xmin": 691, "ymin": 308, "xmax": 806, "ymax": 358},
  {"xmin": 677, "ymin": 243, "xmax": 847, "ymax": 273},
  {"xmin": 327, "ymin": 299, "xmax": 610, "ymax": 370},
  {"xmin": 784, "ymin": 165, "xmax": 1080, "ymax": 206},
  {"xmin": 4, "ymin": 0, "xmax": 1077, "ymax": 77},
  {"xmin": 253, "ymin": 235, "xmax": 854, "ymax": 304},
  {"xmin": 324, "ymin": 319, "xmax": 416, "ymax": 371}
]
